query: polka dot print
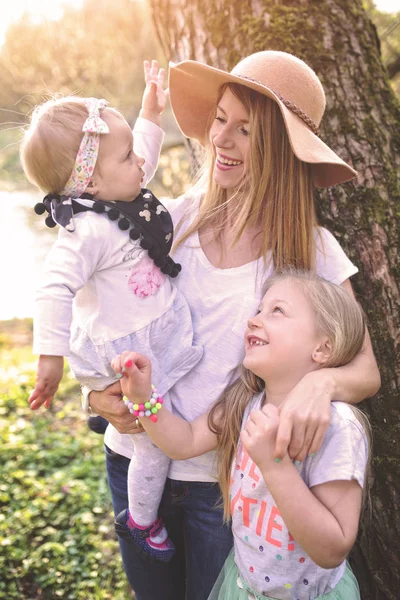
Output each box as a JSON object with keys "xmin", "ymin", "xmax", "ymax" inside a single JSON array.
[
  {"xmin": 276, "ymin": 554, "xmax": 283, "ymax": 561},
  {"xmin": 259, "ymin": 545, "xmax": 264, "ymax": 552},
  {"xmin": 244, "ymin": 536, "xmax": 249, "ymax": 542},
  {"xmin": 284, "ymin": 583, "xmax": 292, "ymax": 589},
  {"xmin": 264, "ymin": 576, "xmax": 270, "ymax": 583},
  {"xmin": 249, "ymin": 566, "xmax": 254, "ymax": 573},
  {"xmin": 299, "ymin": 557, "xmax": 305, "ymax": 563},
  {"xmin": 303, "ymin": 579, "xmax": 309, "ymax": 585}
]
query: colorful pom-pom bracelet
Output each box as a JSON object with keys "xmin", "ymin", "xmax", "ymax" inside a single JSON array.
[{"xmin": 123, "ymin": 384, "xmax": 163, "ymax": 423}]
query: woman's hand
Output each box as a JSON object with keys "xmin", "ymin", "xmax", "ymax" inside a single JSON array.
[
  {"xmin": 241, "ymin": 403, "xmax": 282, "ymax": 472},
  {"xmin": 274, "ymin": 370, "xmax": 334, "ymax": 462},
  {"xmin": 111, "ymin": 351, "xmax": 152, "ymax": 405},
  {"xmin": 89, "ymin": 381, "xmax": 143, "ymax": 435},
  {"xmin": 139, "ymin": 59, "xmax": 168, "ymax": 126}
]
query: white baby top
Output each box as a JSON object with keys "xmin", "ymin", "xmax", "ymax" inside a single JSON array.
[{"xmin": 33, "ymin": 118, "xmax": 166, "ymax": 356}]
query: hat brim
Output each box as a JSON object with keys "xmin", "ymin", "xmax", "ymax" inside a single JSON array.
[{"xmin": 169, "ymin": 61, "xmax": 357, "ymax": 188}]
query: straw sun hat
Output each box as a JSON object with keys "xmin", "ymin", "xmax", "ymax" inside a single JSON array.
[{"xmin": 169, "ymin": 50, "xmax": 357, "ymax": 188}]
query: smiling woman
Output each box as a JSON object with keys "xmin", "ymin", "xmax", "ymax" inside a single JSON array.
[{"xmin": 88, "ymin": 50, "xmax": 380, "ymax": 600}]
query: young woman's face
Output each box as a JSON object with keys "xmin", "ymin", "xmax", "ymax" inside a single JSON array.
[
  {"xmin": 243, "ymin": 279, "xmax": 321, "ymax": 383},
  {"xmin": 209, "ymin": 88, "xmax": 251, "ymax": 190},
  {"xmin": 90, "ymin": 111, "xmax": 145, "ymax": 202}
]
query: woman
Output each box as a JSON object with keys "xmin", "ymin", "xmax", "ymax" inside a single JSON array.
[{"xmin": 88, "ymin": 50, "xmax": 380, "ymax": 600}]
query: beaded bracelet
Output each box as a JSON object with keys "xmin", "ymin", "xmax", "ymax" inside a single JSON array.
[{"xmin": 123, "ymin": 384, "xmax": 163, "ymax": 423}]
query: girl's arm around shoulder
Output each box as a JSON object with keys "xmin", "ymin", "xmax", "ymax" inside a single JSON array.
[{"xmin": 111, "ymin": 351, "xmax": 218, "ymax": 459}]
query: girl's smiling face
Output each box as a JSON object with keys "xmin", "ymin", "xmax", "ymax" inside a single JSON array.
[
  {"xmin": 209, "ymin": 88, "xmax": 251, "ymax": 190},
  {"xmin": 88, "ymin": 110, "xmax": 145, "ymax": 202},
  {"xmin": 243, "ymin": 279, "xmax": 323, "ymax": 385}
]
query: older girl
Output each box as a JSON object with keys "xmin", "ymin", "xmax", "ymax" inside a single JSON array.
[
  {"xmin": 112, "ymin": 270, "xmax": 369, "ymax": 600},
  {"xmin": 89, "ymin": 51, "xmax": 380, "ymax": 599}
]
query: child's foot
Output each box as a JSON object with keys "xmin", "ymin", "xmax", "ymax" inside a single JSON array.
[{"xmin": 114, "ymin": 509, "xmax": 175, "ymax": 563}]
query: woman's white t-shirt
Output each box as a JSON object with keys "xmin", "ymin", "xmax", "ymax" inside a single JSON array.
[{"xmin": 104, "ymin": 191, "xmax": 358, "ymax": 482}]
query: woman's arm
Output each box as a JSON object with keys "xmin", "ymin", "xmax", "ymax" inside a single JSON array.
[
  {"xmin": 274, "ymin": 278, "xmax": 380, "ymax": 461},
  {"xmin": 242, "ymin": 404, "xmax": 363, "ymax": 568},
  {"xmin": 111, "ymin": 351, "xmax": 218, "ymax": 459}
]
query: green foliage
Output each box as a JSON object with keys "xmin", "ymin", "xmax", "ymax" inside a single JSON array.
[{"xmin": 0, "ymin": 321, "xmax": 132, "ymax": 599}]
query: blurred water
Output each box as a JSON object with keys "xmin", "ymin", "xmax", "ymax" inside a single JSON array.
[{"xmin": 0, "ymin": 189, "xmax": 55, "ymax": 320}]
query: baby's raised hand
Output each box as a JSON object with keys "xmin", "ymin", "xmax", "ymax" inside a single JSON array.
[
  {"xmin": 29, "ymin": 355, "xmax": 64, "ymax": 410},
  {"xmin": 111, "ymin": 351, "xmax": 152, "ymax": 404},
  {"xmin": 240, "ymin": 403, "xmax": 281, "ymax": 471},
  {"xmin": 140, "ymin": 59, "xmax": 168, "ymax": 126}
]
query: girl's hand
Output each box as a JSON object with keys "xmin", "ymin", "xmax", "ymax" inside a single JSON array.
[
  {"xmin": 139, "ymin": 59, "xmax": 168, "ymax": 126},
  {"xmin": 111, "ymin": 351, "xmax": 152, "ymax": 404},
  {"xmin": 274, "ymin": 370, "xmax": 334, "ymax": 462},
  {"xmin": 240, "ymin": 403, "xmax": 281, "ymax": 472},
  {"xmin": 29, "ymin": 355, "xmax": 64, "ymax": 410}
]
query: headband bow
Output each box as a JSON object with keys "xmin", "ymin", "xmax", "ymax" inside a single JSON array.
[
  {"xmin": 82, "ymin": 98, "xmax": 110, "ymax": 134},
  {"xmin": 61, "ymin": 97, "xmax": 109, "ymax": 198}
]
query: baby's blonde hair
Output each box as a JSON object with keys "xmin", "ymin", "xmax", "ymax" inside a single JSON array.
[{"xmin": 20, "ymin": 96, "xmax": 120, "ymax": 195}]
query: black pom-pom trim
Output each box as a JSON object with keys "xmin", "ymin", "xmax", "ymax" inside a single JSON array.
[
  {"xmin": 93, "ymin": 202, "xmax": 105, "ymax": 214},
  {"xmin": 140, "ymin": 239, "xmax": 153, "ymax": 250},
  {"xmin": 154, "ymin": 257, "xmax": 166, "ymax": 268},
  {"xmin": 129, "ymin": 228, "xmax": 140, "ymax": 240},
  {"xmin": 174, "ymin": 263, "xmax": 182, "ymax": 273},
  {"xmin": 45, "ymin": 216, "xmax": 57, "ymax": 228},
  {"xmin": 108, "ymin": 208, "xmax": 120, "ymax": 221},
  {"xmin": 148, "ymin": 247, "xmax": 160, "ymax": 260},
  {"xmin": 118, "ymin": 218, "xmax": 130, "ymax": 231},
  {"xmin": 161, "ymin": 262, "xmax": 172, "ymax": 275},
  {"xmin": 170, "ymin": 268, "xmax": 180, "ymax": 278},
  {"xmin": 34, "ymin": 202, "xmax": 46, "ymax": 215}
]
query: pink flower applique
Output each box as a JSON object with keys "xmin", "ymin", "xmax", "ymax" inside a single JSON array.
[{"xmin": 128, "ymin": 257, "xmax": 164, "ymax": 298}]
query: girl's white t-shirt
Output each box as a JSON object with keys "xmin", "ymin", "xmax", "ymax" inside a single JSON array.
[{"xmin": 104, "ymin": 191, "xmax": 358, "ymax": 482}]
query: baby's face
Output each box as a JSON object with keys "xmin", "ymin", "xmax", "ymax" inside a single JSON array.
[{"xmin": 91, "ymin": 110, "xmax": 145, "ymax": 202}]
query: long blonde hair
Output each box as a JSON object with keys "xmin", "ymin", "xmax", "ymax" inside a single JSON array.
[
  {"xmin": 208, "ymin": 270, "xmax": 371, "ymax": 520},
  {"xmin": 175, "ymin": 83, "xmax": 317, "ymax": 271},
  {"xmin": 20, "ymin": 96, "xmax": 120, "ymax": 195}
]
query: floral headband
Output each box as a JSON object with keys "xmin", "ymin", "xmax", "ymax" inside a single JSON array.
[{"xmin": 61, "ymin": 98, "xmax": 109, "ymax": 198}]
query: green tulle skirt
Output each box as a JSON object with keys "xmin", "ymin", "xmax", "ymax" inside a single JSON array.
[{"xmin": 207, "ymin": 550, "xmax": 361, "ymax": 600}]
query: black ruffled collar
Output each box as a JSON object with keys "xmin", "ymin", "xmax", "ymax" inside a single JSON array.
[{"xmin": 34, "ymin": 189, "xmax": 181, "ymax": 278}]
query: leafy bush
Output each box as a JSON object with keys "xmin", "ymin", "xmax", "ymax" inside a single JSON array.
[{"xmin": 0, "ymin": 329, "xmax": 132, "ymax": 599}]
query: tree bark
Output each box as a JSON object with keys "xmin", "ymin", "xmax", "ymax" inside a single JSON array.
[{"xmin": 149, "ymin": 1, "xmax": 400, "ymax": 598}]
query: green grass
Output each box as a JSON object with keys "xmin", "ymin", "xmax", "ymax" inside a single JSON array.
[{"xmin": 0, "ymin": 320, "xmax": 132, "ymax": 599}]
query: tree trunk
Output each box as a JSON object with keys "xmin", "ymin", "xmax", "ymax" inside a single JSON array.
[{"xmin": 149, "ymin": 1, "xmax": 400, "ymax": 598}]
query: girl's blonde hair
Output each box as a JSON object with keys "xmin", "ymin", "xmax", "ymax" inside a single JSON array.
[
  {"xmin": 208, "ymin": 269, "xmax": 371, "ymax": 520},
  {"xmin": 20, "ymin": 96, "xmax": 120, "ymax": 195},
  {"xmin": 175, "ymin": 83, "xmax": 317, "ymax": 272}
]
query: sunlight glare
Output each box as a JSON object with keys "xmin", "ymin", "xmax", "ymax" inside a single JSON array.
[{"xmin": 0, "ymin": 0, "xmax": 84, "ymax": 45}]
